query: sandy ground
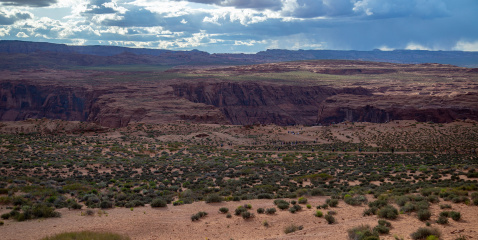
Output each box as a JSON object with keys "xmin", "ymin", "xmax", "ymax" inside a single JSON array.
[{"xmin": 1, "ymin": 196, "xmax": 477, "ymax": 240}]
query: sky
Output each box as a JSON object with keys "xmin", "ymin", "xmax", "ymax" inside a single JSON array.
[{"xmin": 0, "ymin": 0, "xmax": 477, "ymax": 53}]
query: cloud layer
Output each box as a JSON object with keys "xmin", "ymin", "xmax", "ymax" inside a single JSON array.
[{"xmin": 0, "ymin": 0, "xmax": 477, "ymax": 53}]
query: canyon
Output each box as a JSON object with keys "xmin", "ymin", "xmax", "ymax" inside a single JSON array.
[{"xmin": 1, "ymin": 59, "xmax": 477, "ymax": 128}]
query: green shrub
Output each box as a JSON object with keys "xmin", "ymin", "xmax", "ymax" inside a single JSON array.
[
  {"xmin": 450, "ymin": 211, "xmax": 461, "ymax": 221},
  {"xmin": 373, "ymin": 224, "xmax": 390, "ymax": 234},
  {"xmin": 284, "ymin": 224, "xmax": 303, "ymax": 234},
  {"xmin": 439, "ymin": 204, "xmax": 451, "ymax": 209},
  {"xmin": 378, "ymin": 219, "xmax": 392, "ymax": 227},
  {"xmin": 219, "ymin": 207, "xmax": 229, "ymax": 213},
  {"xmin": 363, "ymin": 207, "xmax": 378, "ymax": 216},
  {"xmin": 205, "ymin": 194, "xmax": 223, "ymax": 203},
  {"xmin": 315, "ymin": 210, "xmax": 323, "ymax": 217},
  {"xmin": 306, "ymin": 204, "xmax": 312, "ymax": 209},
  {"xmin": 439, "ymin": 211, "xmax": 450, "ymax": 217},
  {"xmin": 326, "ymin": 198, "xmax": 339, "ymax": 207},
  {"xmin": 257, "ymin": 208, "xmax": 265, "ymax": 214},
  {"xmin": 410, "ymin": 227, "xmax": 441, "ymax": 240},
  {"xmin": 378, "ymin": 205, "xmax": 398, "ymax": 220},
  {"xmin": 417, "ymin": 209, "xmax": 431, "ymax": 221},
  {"xmin": 235, "ymin": 206, "xmax": 247, "ymax": 215},
  {"xmin": 277, "ymin": 202, "xmax": 290, "ymax": 210},
  {"xmin": 347, "ymin": 225, "xmax": 379, "ymax": 240},
  {"xmin": 265, "ymin": 208, "xmax": 276, "ymax": 214},
  {"xmin": 241, "ymin": 211, "xmax": 254, "ymax": 219},
  {"xmin": 436, "ymin": 216, "xmax": 448, "ymax": 224},
  {"xmin": 325, "ymin": 214, "xmax": 336, "ymax": 224},
  {"xmin": 1, "ymin": 213, "xmax": 10, "ymax": 220},
  {"xmin": 41, "ymin": 231, "xmax": 130, "ymax": 240},
  {"xmin": 99, "ymin": 201, "xmax": 113, "ymax": 209},
  {"xmin": 298, "ymin": 197, "xmax": 308, "ymax": 204},
  {"xmin": 151, "ymin": 198, "xmax": 167, "ymax": 208}
]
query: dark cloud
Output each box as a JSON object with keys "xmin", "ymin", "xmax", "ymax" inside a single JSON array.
[
  {"xmin": 101, "ymin": 8, "xmax": 160, "ymax": 27},
  {"xmin": 0, "ymin": 0, "xmax": 57, "ymax": 7},
  {"xmin": 175, "ymin": 0, "xmax": 282, "ymax": 10},
  {"xmin": 0, "ymin": 11, "xmax": 31, "ymax": 25}
]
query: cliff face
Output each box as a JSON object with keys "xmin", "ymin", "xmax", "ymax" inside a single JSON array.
[
  {"xmin": 172, "ymin": 82, "xmax": 372, "ymax": 125},
  {"xmin": 0, "ymin": 82, "xmax": 94, "ymax": 122},
  {"xmin": 1, "ymin": 80, "xmax": 477, "ymax": 127}
]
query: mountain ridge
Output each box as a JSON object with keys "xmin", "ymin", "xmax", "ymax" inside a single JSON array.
[{"xmin": 1, "ymin": 40, "xmax": 478, "ymax": 68}]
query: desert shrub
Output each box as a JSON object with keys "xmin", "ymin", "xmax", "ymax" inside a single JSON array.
[
  {"xmin": 436, "ymin": 216, "xmax": 448, "ymax": 224},
  {"xmin": 151, "ymin": 198, "xmax": 167, "ymax": 208},
  {"xmin": 369, "ymin": 199, "xmax": 388, "ymax": 209},
  {"xmin": 284, "ymin": 224, "xmax": 303, "ymax": 234},
  {"xmin": 1, "ymin": 213, "xmax": 10, "ymax": 220},
  {"xmin": 99, "ymin": 201, "xmax": 113, "ymax": 209},
  {"xmin": 417, "ymin": 209, "xmax": 431, "ymax": 221},
  {"xmin": 265, "ymin": 208, "xmax": 276, "ymax": 214},
  {"xmin": 31, "ymin": 204, "xmax": 61, "ymax": 219},
  {"xmin": 439, "ymin": 204, "xmax": 451, "ymax": 209},
  {"xmin": 298, "ymin": 197, "xmax": 308, "ymax": 204},
  {"xmin": 0, "ymin": 220, "xmax": 3, "ymax": 226},
  {"xmin": 410, "ymin": 227, "xmax": 441, "ymax": 240},
  {"xmin": 450, "ymin": 211, "xmax": 461, "ymax": 221},
  {"xmin": 401, "ymin": 202, "xmax": 416, "ymax": 213},
  {"xmin": 244, "ymin": 203, "xmax": 252, "ymax": 209},
  {"xmin": 226, "ymin": 213, "xmax": 232, "ymax": 218},
  {"xmin": 277, "ymin": 202, "xmax": 290, "ymax": 210},
  {"xmin": 311, "ymin": 188, "xmax": 325, "ymax": 196},
  {"xmin": 320, "ymin": 203, "xmax": 329, "ymax": 209},
  {"xmin": 289, "ymin": 204, "xmax": 302, "ymax": 213},
  {"xmin": 124, "ymin": 200, "xmax": 143, "ymax": 208},
  {"xmin": 439, "ymin": 211, "xmax": 450, "ymax": 217},
  {"xmin": 68, "ymin": 201, "xmax": 82, "ymax": 210},
  {"xmin": 257, "ymin": 193, "xmax": 273, "ymax": 199},
  {"xmin": 378, "ymin": 205, "xmax": 398, "ymax": 220},
  {"xmin": 219, "ymin": 207, "xmax": 229, "ymax": 213},
  {"xmin": 347, "ymin": 225, "xmax": 379, "ymax": 240},
  {"xmin": 315, "ymin": 210, "xmax": 323, "ymax": 217},
  {"xmin": 363, "ymin": 207, "xmax": 377, "ymax": 216},
  {"xmin": 328, "ymin": 210, "xmax": 337, "ymax": 215},
  {"xmin": 345, "ymin": 195, "xmax": 368, "ymax": 206},
  {"xmin": 395, "ymin": 195, "xmax": 410, "ymax": 207},
  {"xmin": 373, "ymin": 224, "xmax": 390, "ymax": 234},
  {"xmin": 257, "ymin": 208, "xmax": 264, "ymax": 214},
  {"xmin": 235, "ymin": 206, "xmax": 247, "ymax": 215},
  {"xmin": 41, "ymin": 231, "xmax": 130, "ymax": 240},
  {"xmin": 427, "ymin": 195, "xmax": 440, "ymax": 203},
  {"xmin": 325, "ymin": 214, "xmax": 336, "ymax": 224},
  {"xmin": 378, "ymin": 219, "xmax": 392, "ymax": 227},
  {"xmin": 241, "ymin": 211, "xmax": 254, "ymax": 219},
  {"xmin": 326, "ymin": 198, "xmax": 339, "ymax": 207},
  {"xmin": 191, "ymin": 211, "xmax": 208, "ymax": 221},
  {"xmin": 205, "ymin": 194, "xmax": 223, "ymax": 203},
  {"xmin": 306, "ymin": 204, "xmax": 311, "ymax": 209}
]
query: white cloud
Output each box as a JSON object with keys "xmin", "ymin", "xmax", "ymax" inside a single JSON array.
[
  {"xmin": 453, "ymin": 40, "xmax": 478, "ymax": 52},
  {"xmin": 405, "ymin": 42, "xmax": 431, "ymax": 51},
  {"xmin": 16, "ymin": 31, "xmax": 29, "ymax": 37},
  {"xmin": 378, "ymin": 45, "xmax": 394, "ymax": 51},
  {"xmin": 0, "ymin": 26, "xmax": 11, "ymax": 36}
]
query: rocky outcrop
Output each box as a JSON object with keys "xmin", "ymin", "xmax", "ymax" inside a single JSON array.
[
  {"xmin": 172, "ymin": 82, "xmax": 372, "ymax": 125},
  {"xmin": 0, "ymin": 82, "xmax": 95, "ymax": 122}
]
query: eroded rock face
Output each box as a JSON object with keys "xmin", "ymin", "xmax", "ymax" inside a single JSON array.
[
  {"xmin": 172, "ymin": 82, "xmax": 372, "ymax": 125},
  {"xmin": 0, "ymin": 82, "xmax": 94, "ymax": 122}
]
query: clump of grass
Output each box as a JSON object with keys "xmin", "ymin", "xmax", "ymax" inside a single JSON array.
[
  {"xmin": 284, "ymin": 224, "xmax": 303, "ymax": 234},
  {"xmin": 41, "ymin": 231, "xmax": 130, "ymax": 240},
  {"xmin": 315, "ymin": 210, "xmax": 323, "ymax": 217}
]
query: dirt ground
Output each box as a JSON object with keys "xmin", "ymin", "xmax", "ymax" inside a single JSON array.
[{"xmin": 1, "ymin": 196, "xmax": 477, "ymax": 240}]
